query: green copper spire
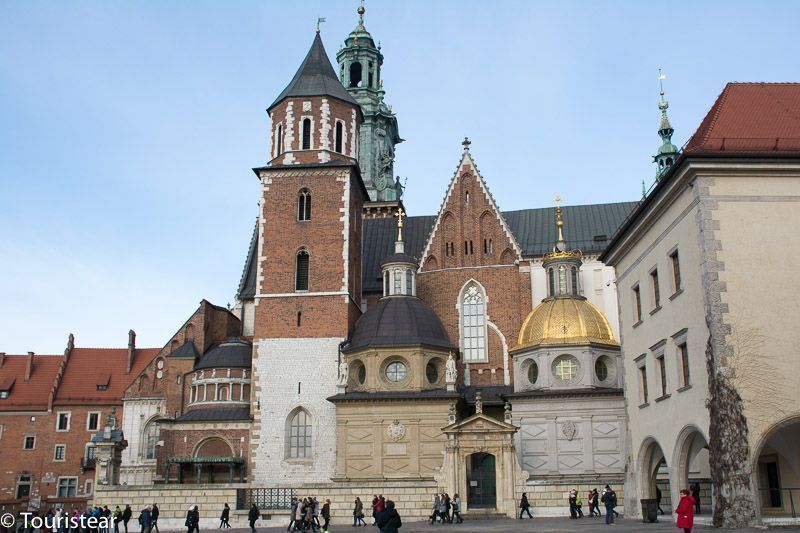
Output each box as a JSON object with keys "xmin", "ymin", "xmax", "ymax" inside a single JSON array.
[
  {"xmin": 654, "ymin": 69, "xmax": 679, "ymax": 181},
  {"xmin": 336, "ymin": 2, "xmax": 404, "ymax": 202}
]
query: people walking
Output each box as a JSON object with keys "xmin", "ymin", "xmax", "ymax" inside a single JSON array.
[
  {"xmin": 185, "ymin": 506, "xmax": 200, "ymax": 533},
  {"xmin": 591, "ymin": 489, "xmax": 601, "ymax": 517},
  {"xmin": 219, "ymin": 504, "xmax": 231, "ymax": 529},
  {"xmin": 568, "ymin": 490, "xmax": 577, "ymax": 519},
  {"xmin": 288, "ymin": 497, "xmax": 298, "ymax": 532},
  {"xmin": 139, "ymin": 506, "xmax": 152, "ymax": 533},
  {"xmin": 574, "ymin": 491, "xmax": 584, "ymax": 518},
  {"xmin": 312, "ymin": 497, "xmax": 321, "ymax": 529},
  {"xmin": 122, "ymin": 506, "xmax": 132, "ymax": 533},
  {"xmin": 371, "ymin": 496, "xmax": 379, "ymax": 526},
  {"xmin": 375, "ymin": 500, "xmax": 401, "ymax": 533},
  {"xmin": 151, "ymin": 504, "xmax": 160, "ymax": 533},
  {"xmin": 675, "ymin": 488, "xmax": 696, "ymax": 533},
  {"xmin": 602, "ymin": 485, "xmax": 617, "ymax": 525},
  {"xmin": 113, "ymin": 506, "xmax": 122, "ymax": 533},
  {"xmin": 248, "ymin": 504, "xmax": 260, "ymax": 533},
  {"xmin": 353, "ymin": 497, "xmax": 366, "ymax": 527},
  {"xmin": 321, "ymin": 499, "xmax": 331, "ymax": 533},
  {"xmin": 656, "ymin": 486, "xmax": 665, "ymax": 515},
  {"xmin": 430, "ymin": 494, "xmax": 440, "ymax": 524},
  {"xmin": 451, "ymin": 494, "xmax": 462, "ymax": 524},
  {"xmin": 519, "ymin": 492, "xmax": 533, "ymax": 519}
]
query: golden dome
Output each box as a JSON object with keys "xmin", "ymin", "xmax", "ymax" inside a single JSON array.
[{"xmin": 512, "ymin": 297, "xmax": 619, "ymax": 352}]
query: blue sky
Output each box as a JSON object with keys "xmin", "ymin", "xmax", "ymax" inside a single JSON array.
[{"xmin": 2, "ymin": 1, "xmax": 798, "ymax": 353}]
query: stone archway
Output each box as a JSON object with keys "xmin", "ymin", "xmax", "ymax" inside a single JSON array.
[
  {"xmin": 673, "ymin": 425, "xmax": 709, "ymax": 514},
  {"xmin": 752, "ymin": 414, "xmax": 800, "ymax": 520},
  {"xmin": 638, "ymin": 437, "xmax": 669, "ymax": 503}
]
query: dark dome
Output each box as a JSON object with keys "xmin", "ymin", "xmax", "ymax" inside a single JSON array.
[
  {"xmin": 194, "ymin": 338, "xmax": 252, "ymax": 370},
  {"xmin": 344, "ymin": 296, "xmax": 454, "ymax": 353},
  {"xmin": 380, "ymin": 252, "xmax": 418, "ymax": 267}
]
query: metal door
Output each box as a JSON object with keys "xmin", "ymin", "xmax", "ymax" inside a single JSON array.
[{"xmin": 467, "ymin": 453, "xmax": 496, "ymax": 508}]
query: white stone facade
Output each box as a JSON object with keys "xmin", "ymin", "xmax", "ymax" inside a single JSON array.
[
  {"xmin": 250, "ymin": 337, "xmax": 342, "ymax": 484},
  {"xmin": 119, "ymin": 397, "xmax": 165, "ymax": 486}
]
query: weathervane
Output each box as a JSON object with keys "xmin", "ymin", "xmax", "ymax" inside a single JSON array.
[
  {"xmin": 316, "ymin": 17, "xmax": 326, "ymax": 33},
  {"xmin": 658, "ymin": 69, "xmax": 668, "ymax": 110}
]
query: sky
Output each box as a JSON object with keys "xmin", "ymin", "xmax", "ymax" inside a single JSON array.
[{"xmin": 1, "ymin": 1, "xmax": 799, "ymax": 353}]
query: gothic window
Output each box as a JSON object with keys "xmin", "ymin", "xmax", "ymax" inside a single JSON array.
[
  {"xmin": 349, "ymin": 62, "xmax": 362, "ymax": 88},
  {"xmin": 465, "ymin": 190, "xmax": 470, "ymax": 204},
  {"xmin": 295, "ymin": 250, "xmax": 309, "ymax": 291},
  {"xmin": 276, "ymin": 124, "xmax": 283, "ymax": 155},
  {"xmin": 143, "ymin": 420, "xmax": 160, "ymax": 460},
  {"xmin": 302, "ymin": 118, "xmax": 311, "ymax": 150},
  {"xmin": 461, "ymin": 282, "xmax": 487, "ymax": 362},
  {"xmin": 548, "ymin": 268, "xmax": 555, "ymax": 296},
  {"xmin": 335, "ymin": 121, "xmax": 343, "ymax": 153},
  {"xmin": 405, "ymin": 269, "xmax": 413, "ymax": 295},
  {"xmin": 287, "ymin": 408, "xmax": 311, "ymax": 458},
  {"xmin": 298, "ymin": 189, "xmax": 311, "ymax": 221}
]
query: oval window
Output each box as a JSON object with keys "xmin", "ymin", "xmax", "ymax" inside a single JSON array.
[
  {"xmin": 595, "ymin": 358, "xmax": 609, "ymax": 382},
  {"xmin": 527, "ymin": 361, "xmax": 539, "ymax": 384},
  {"xmin": 426, "ymin": 361, "xmax": 439, "ymax": 384},
  {"xmin": 385, "ymin": 361, "xmax": 407, "ymax": 382},
  {"xmin": 357, "ymin": 363, "xmax": 366, "ymax": 385}
]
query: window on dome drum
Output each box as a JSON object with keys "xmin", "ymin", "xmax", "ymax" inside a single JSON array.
[
  {"xmin": 144, "ymin": 421, "xmax": 160, "ymax": 460},
  {"xmin": 595, "ymin": 358, "xmax": 609, "ymax": 381},
  {"xmin": 288, "ymin": 409, "xmax": 311, "ymax": 458},
  {"xmin": 670, "ymin": 250, "xmax": 682, "ymax": 293},
  {"xmin": 650, "ymin": 269, "xmax": 661, "ymax": 309},
  {"xmin": 335, "ymin": 121, "xmax": 343, "ymax": 153},
  {"xmin": 553, "ymin": 356, "xmax": 579, "ymax": 382},
  {"xmin": 633, "ymin": 285, "xmax": 642, "ymax": 322},
  {"xmin": 405, "ymin": 270, "xmax": 413, "ymax": 295},
  {"xmin": 426, "ymin": 361, "xmax": 439, "ymax": 384},
  {"xmin": 356, "ymin": 362, "xmax": 366, "ymax": 385},
  {"xmin": 393, "ymin": 270, "xmax": 402, "ymax": 295},
  {"xmin": 295, "ymin": 251, "xmax": 309, "ymax": 291},
  {"xmin": 558, "ymin": 265, "xmax": 567, "ymax": 295},
  {"xmin": 368, "ymin": 61, "xmax": 374, "ymax": 88},
  {"xmin": 386, "ymin": 361, "xmax": 407, "ymax": 382},
  {"xmin": 302, "ymin": 118, "xmax": 311, "ymax": 150},
  {"xmin": 461, "ymin": 284, "xmax": 487, "ymax": 362},
  {"xmin": 349, "ymin": 62, "xmax": 362, "ymax": 88},
  {"xmin": 297, "ymin": 189, "xmax": 311, "ymax": 221},
  {"xmin": 527, "ymin": 361, "xmax": 539, "ymax": 385},
  {"xmin": 548, "ymin": 268, "xmax": 555, "ymax": 296},
  {"xmin": 57, "ymin": 477, "xmax": 77, "ymax": 498},
  {"xmin": 276, "ymin": 124, "xmax": 283, "ymax": 155},
  {"xmin": 216, "ymin": 385, "xmax": 229, "ymax": 401},
  {"xmin": 384, "ymin": 272, "xmax": 389, "ymax": 296},
  {"xmin": 678, "ymin": 342, "xmax": 690, "ymax": 387},
  {"xmin": 571, "ymin": 267, "xmax": 578, "ymax": 295}
]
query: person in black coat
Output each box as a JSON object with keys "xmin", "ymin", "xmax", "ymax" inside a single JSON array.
[
  {"xmin": 247, "ymin": 504, "xmax": 260, "ymax": 533},
  {"xmin": 185, "ymin": 506, "xmax": 200, "ymax": 533},
  {"xmin": 122, "ymin": 506, "xmax": 132, "ymax": 533},
  {"xmin": 375, "ymin": 500, "xmax": 401, "ymax": 533},
  {"xmin": 151, "ymin": 504, "xmax": 160, "ymax": 533},
  {"xmin": 219, "ymin": 504, "xmax": 231, "ymax": 529},
  {"xmin": 519, "ymin": 493, "xmax": 533, "ymax": 519}
]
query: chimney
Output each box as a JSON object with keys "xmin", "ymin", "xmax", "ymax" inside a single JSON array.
[
  {"xmin": 64, "ymin": 333, "xmax": 75, "ymax": 362},
  {"xmin": 0, "ymin": 352, "xmax": 5, "ymax": 368},
  {"xmin": 127, "ymin": 330, "xmax": 136, "ymax": 374},
  {"xmin": 24, "ymin": 351, "xmax": 34, "ymax": 382}
]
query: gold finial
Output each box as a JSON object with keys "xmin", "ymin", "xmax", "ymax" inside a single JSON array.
[
  {"xmin": 358, "ymin": 0, "xmax": 365, "ymax": 23},
  {"xmin": 554, "ymin": 195, "xmax": 565, "ymax": 247},
  {"xmin": 394, "ymin": 207, "xmax": 406, "ymax": 242}
]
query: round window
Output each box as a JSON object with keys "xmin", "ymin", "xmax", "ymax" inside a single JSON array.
[
  {"xmin": 385, "ymin": 361, "xmax": 407, "ymax": 382},
  {"xmin": 426, "ymin": 361, "xmax": 439, "ymax": 384},
  {"xmin": 527, "ymin": 361, "xmax": 539, "ymax": 384},
  {"xmin": 552, "ymin": 355, "xmax": 580, "ymax": 382},
  {"xmin": 357, "ymin": 363, "xmax": 366, "ymax": 385},
  {"xmin": 595, "ymin": 357, "xmax": 609, "ymax": 381}
]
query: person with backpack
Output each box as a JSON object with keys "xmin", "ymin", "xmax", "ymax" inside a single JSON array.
[
  {"xmin": 602, "ymin": 485, "xmax": 617, "ymax": 525},
  {"xmin": 375, "ymin": 500, "xmax": 401, "ymax": 533},
  {"xmin": 352, "ymin": 497, "xmax": 366, "ymax": 527},
  {"xmin": 247, "ymin": 504, "xmax": 260, "ymax": 533},
  {"xmin": 185, "ymin": 506, "xmax": 199, "ymax": 533}
]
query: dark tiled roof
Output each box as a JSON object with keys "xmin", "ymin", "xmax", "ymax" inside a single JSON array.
[
  {"xmin": 362, "ymin": 216, "xmax": 435, "ymax": 293},
  {"xmin": 685, "ymin": 83, "xmax": 800, "ymax": 154},
  {"xmin": 464, "ymin": 385, "xmax": 513, "ymax": 406},
  {"xmin": 328, "ymin": 389, "xmax": 460, "ymax": 402},
  {"xmin": 194, "ymin": 339, "xmax": 252, "ymax": 370},
  {"xmin": 175, "ymin": 407, "xmax": 251, "ymax": 422},
  {"xmin": 235, "ymin": 219, "xmax": 259, "ymax": 301},
  {"xmin": 505, "ymin": 387, "xmax": 623, "ymax": 399},
  {"xmin": 343, "ymin": 296, "xmax": 454, "ymax": 353},
  {"xmin": 268, "ymin": 33, "xmax": 359, "ymax": 112},
  {"xmin": 168, "ymin": 341, "xmax": 199, "ymax": 359}
]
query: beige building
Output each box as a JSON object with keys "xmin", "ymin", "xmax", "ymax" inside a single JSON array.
[{"xmin": 601, "ymin": 82, "xmax": 800, "ymax": 527}]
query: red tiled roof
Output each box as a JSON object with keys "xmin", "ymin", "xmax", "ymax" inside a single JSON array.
[
  {"xmin": 685, "ymin": 83, "xmax": 800, "ymax": 154},
  {"xmin": 53, "ymin": 347, "xmax": 160, "ymax": 406},
  {"xmin": 0, "ymin": 355, "xmax": 62, "ymax": 411}
]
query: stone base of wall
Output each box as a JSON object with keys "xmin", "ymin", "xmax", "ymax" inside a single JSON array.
[{"xmin": 522, "ymin": 478, "xmax": 626, "ymax": 517}]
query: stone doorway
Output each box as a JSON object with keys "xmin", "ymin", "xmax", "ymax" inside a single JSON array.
[{"xmin": 467, "ymin": 452, "xmax": 496, "ymax": 508}]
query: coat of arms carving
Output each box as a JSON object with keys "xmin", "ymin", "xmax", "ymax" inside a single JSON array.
[{"xmin": 387, "ymin": 419, "xmax": 406, "ymax": 441}]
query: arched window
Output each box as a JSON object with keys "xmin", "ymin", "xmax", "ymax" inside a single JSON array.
[
  {"xmin": 298, "ymin": 189, "xmax": 311, "ymax": 221},
  {"xmin": 571, "ymin": 266, "xmax": 578, "ymax": 295},
  {"xmin": 295, "ymin": 250, "xmax": 309, "ymax": 291},
  {"xmin": 143, "ymin": 420, "xmax": 160, "ymax": 460},
  {"xmin": 558, "ymin": 265, "xmax": 567, "ymax": 295},
  {"xmin": 287, "ymin": 409, "xmax": 311, "ymax": 458},
  {"xmin": 405, "ymin": 269, "xmax": 413, "ymax": 296},
  {"xmin": 302, "ymin": 118, "xmax": 311, "ymax": 150},
  {"xmin": 393, "ymin": 269, "xmax": 401, "ymax": 295},
  {"xmin": 276, "ymin": 124, "xmax": 283, "ymax": 156},
  {"xmin": 461, "ymin": 282, "xmax": 487, "ymax": 362},
  {"xmin": 548, "ymin": 268, "xmax": 555, "ymax": 296},
  {"xmin": 216, "ymin": 385, "xmax": 228, "ymax": 401},
  {"xmin": 335, "ymin": 121, "xmax": 343, "ymax": 153},
  {"xmin": 349, "ymin": 62, "xmax": 362, "ymax": 88}
]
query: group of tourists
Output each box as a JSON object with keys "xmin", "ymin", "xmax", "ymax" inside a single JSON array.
[
  {"xmin": 286, "ymin": 497, "xmax": 331, "ymax": 533},
  {"xmin": 428, "ymin": 493, "xmax": 461, "ymax": 525}
]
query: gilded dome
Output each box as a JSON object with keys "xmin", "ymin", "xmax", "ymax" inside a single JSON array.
[{"xmin": 512, "ymin": 297, "xmax": 618, "ymax": 352}]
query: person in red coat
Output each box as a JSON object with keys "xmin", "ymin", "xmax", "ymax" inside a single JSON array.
[{"xmin": 675, "ymin": 489, "xmax": 696, "ymax": 533}]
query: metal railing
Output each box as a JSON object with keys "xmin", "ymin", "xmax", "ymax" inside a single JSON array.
[
  {"xmin": 758, "ymin": 487, "xmax": 798, "ymax": 519},
  {"xmin": 237, "ymin": 488, "xmax": 296, "ymax": 511},
  {"xmin": 80, "ymin": 457, "xmax": 97, "ymax": 470}
]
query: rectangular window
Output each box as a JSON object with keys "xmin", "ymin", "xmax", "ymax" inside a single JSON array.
[
  {"xmin": 0, "ymin": 391, "xmax": 8, "ymax": 399},
  {"xmin": 16, "ymin": 476, "xmax": 31, "ymax": 499},
  {"xmin": 334, "ymin": 121, "xmax": 343, "ymax": 153},
  {"xmin": 56, "ymin": 477, "xmax": 78, "ymax": 498},
  {"xmin": 639, "ymin": 365, "xmax": 649, "ymax": 404},
  {"xmin": 670, "ymin": 250, "xmax": 682, "ymax": 292},
  {"xmin": 84, "ymin": 480, "xmax": 93, "ymax": 495},
  {"xmin": 657, "ymin": 355, "xmax": 667, "ymax": 396},
  {"xmin": 393, "ymin": 270, "xmax": 401, "ymax": 294},
  {"xmin": 86, "ymin": 445, "xmax": 97, "ymax": 460},
  {"xmin": 0, "ymin": 424, "xmax": 3, "ymax": 440},
  {"xmin": 56, "ymin": 412, "xmax": 70, "ymax": 432},
  {"xmin": 23, "ymin": 435, "xmax": 36, "ymax": 450},
  {"xmin": 301, "ymin": 118, "xmax": 311, "ymax": 150},
  {"xmin": 54, "ymin": 444, "xmax": 66, "ymax": 461},
  {"xmin": 650, "ymin": 269, "xmax": 661, "ymax": 309},
  {"xmin": 86, "ymin": 412, "xmax": 100, "ymax": 431},
  {"xmin": 679, "ymin": 342, "xmax": 690, "ymax": 387},
  {"xmin": 633, "ymin": 285, "xmax": 642, "ymax": 322}
]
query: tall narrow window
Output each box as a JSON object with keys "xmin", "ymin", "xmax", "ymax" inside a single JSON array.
[
  {"xmin": 384, "ymin": 272, "xmax": 389, "ymax": 296},
  {"xmin": 367, "ymin": 61, "xmax": 374, "ymax": 88},
  {"xmin": 297, "ymin": 189, "xmax": 311, "ymax": 221},
  {"xmin": 469, "ymin": 240, "xmax": 474, "ymax": 255},
  {"xmin": 287, "ymin": 409, "xmax": 311, "ymax": 458},
  {"xmin": 295, "ymin": 251, "xmax": 309, "ymax": 291},
  {"xmin": 558, "ymin": 265, "xmax": 567, "ymax": 295},
  {"xmin": 276, "ymin": 124, "xmax": 283, "ymax": 156},
  {"xmin": 678, "ymin": 343, "xmax": 690, "ymax": 387},
  {"xmin": 670, "ymin": 250, "xmax": 682, "ymax": 293},
  {"xmin": 571, "ymin": 267, "xmax": 578, "ymax": 295},
  {"xmin": 302, "ymin": 118, "xmax": 311, "ymax": 150},
  {"xmin": 639, "ymin": 365, "xmax": 649, "ymax": 404},
  {"xmin": 657, "ymin": 355, "xmax": 667, "ymax": 396},
  {"xmin": 393, "ymin": 270, "xmax": 402, "ymax": 295},
  {"xmin": 461, "ymin": 283, "xmax": 487, "ymax": 362},
  {"xmin": 633, "ymin": 285, "xmax": 642, "ymax": 322},
  {"xmin": 144, "ymin": 421, "xmax": 160, "ymax": 460},
  {"xmin": 335, "ymin": 121, "xmax": 343, "ymax": 153},
  {"xmin": 651, "ymin": 269, "xmax": 661, "ymax": 309},
  {"xmin": 548, "ymin": 268, "xmax": 555, "ymax": 297}
]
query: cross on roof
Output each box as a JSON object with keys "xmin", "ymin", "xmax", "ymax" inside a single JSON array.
[{"xmin": 462, "ymin": 137, "xmax": 471, "ymax": 150}]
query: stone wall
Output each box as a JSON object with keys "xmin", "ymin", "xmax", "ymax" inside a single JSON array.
[{"xmin": 522, "ymin": 479, "xmax": 626, "ymax": 516}]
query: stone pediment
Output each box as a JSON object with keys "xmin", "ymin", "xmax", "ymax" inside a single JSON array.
[{"xmin": 442, "ymin": 413, "xmax": 518, "ymax": 435}]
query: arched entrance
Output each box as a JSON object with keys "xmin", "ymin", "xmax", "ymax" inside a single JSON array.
[
  {"xmin": 673, "ymin": 426, "xmax": 710, "ymax": 514},
  {"xmin": 753, "ymin": 416, "xmax": 800, "ymax": 519},
  {"xmin": 467, "ymin": 452, "xmax": 496, "ymax": 508},
  {"xmin": 639, "ymin": 437, "xmax": 671, "ymax": 513}
]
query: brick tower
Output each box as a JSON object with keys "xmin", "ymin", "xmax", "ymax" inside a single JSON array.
[{"xmin": 249, "ymin": 31, "xmax": 367, "ymax": 483}]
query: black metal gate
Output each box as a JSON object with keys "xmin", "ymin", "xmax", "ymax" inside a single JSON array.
[{"xmin": 467, "ymin": 452, "xmax": 496, "ymax": 509}]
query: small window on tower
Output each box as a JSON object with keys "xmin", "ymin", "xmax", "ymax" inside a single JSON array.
[
  {"xmin": 368, "ymin": 61, "xmax": 374, "ymax": 88},
  {"xmin": 302, "ymin": 118, "xmax": 311, "ymax": 150},
  {"xmin": 335, "ymin": 121, "xmax": 343, "ymax": 153},
  {"xmin": 349, "ymin": 62, "xmax": 362, "ymax": 88},
  {"xmin": 298, "ymin": 189, "xmax": 311, "ymax": 221},
  {"xmin": 296, "ymin": 250, "xmax": 310, "ymax": 291},
  {"xmin": 276, "ymin": 124, "xmax": 283, "ymax": 156}
]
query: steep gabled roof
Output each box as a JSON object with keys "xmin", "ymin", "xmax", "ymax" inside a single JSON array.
[
  {"xmin": 268, "ymin": 33, "xmax": 359, "ymax": 112},
  {"xmin": 0, "ymin": 355, "xmax": 62, "ymax": 411},
  {"xmin": 685, "ymin": 82, "xmax": 800, "ymax": 154}
]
